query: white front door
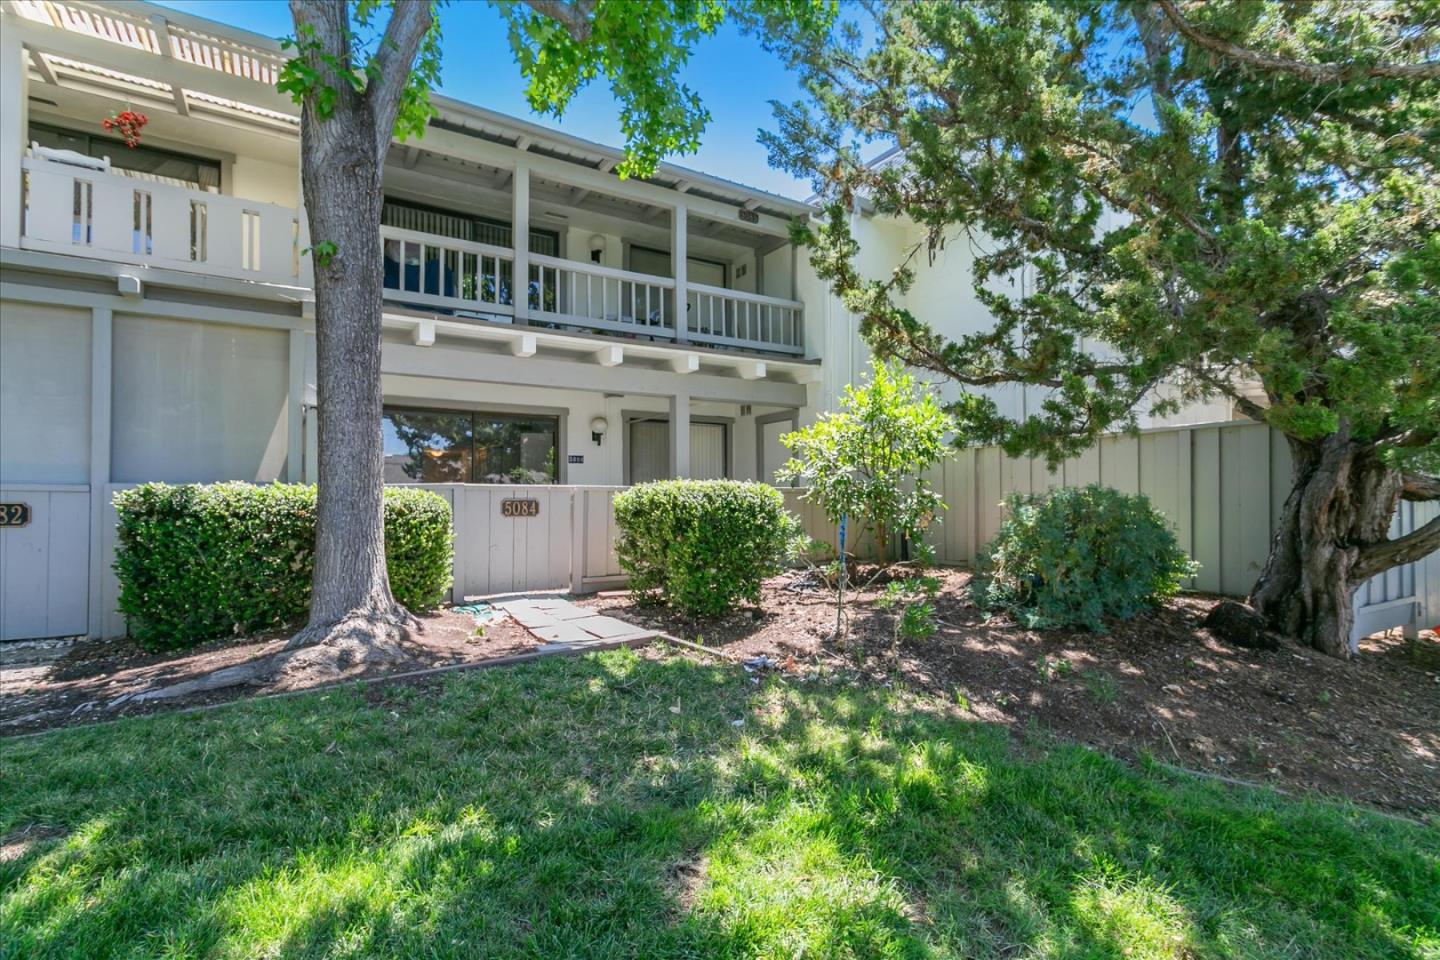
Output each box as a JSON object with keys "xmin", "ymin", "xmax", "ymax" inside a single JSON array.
[{"xmin": 628, "ymin": 420, "xmax": 728, "ymax": 482}]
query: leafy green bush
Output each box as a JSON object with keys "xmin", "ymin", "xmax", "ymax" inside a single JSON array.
[
  {"xmin": 113, "ymin": 483, "xmax": 452, "ymax": 650},
  {"xmin": 613, "ymin": 480, "xmax": 800, "ymax": 617},
  {"xmin": 973, "ymin": 485, "xmax": 1198, "ymax": 630}
]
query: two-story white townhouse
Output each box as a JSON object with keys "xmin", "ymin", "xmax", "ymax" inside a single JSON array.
[{"xmin": 0, "ymin": 0, "xmax": 1249, "ymax": 642}]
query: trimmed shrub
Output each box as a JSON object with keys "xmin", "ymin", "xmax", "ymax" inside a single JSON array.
[
  {"xmin": 613, "ymin": 480, "xmax": 800, "ymax": 617},
  {"xmin": 113, "ymin": 483, "xmax": 453, "ymax": 650},
  {"xmin": 973, "ymin": 484, "xmax": 1198, "ymax": 630}
]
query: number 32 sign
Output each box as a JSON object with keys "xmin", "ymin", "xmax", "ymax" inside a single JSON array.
[{"xmin": 0, "ymin": 502, "xmax": 31, "ymax": 527}]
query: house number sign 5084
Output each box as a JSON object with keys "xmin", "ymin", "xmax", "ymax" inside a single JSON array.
[
  {"xmin": 0, "ymin": 502, "xmax": 32, "ymax": 527},
  {"xmin": 500, "ymin": 498, "xmax": 540, "ymax": 518}
]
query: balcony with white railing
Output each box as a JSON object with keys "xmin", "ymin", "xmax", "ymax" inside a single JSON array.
[
  {"xmin": 526, "ymin": 254, "xmax": 677, "ymax": 341},
  {"xmin": 379, "ymin": 233, "xmax": 807, "ymax": 355},
  {"xmin": 381, "ymin": 224, "xmax": 516, "ymax": 320},
  {"xmin": 687, "ymin": 283, "xmax": 805, "ymax": 355},
  {"xmin": 8, "ymin": 0, "xmax": 816, "ymax": 362},
  {"xmin": 19, "ymin": 152, "xmax": 307, "ymax": 287}
]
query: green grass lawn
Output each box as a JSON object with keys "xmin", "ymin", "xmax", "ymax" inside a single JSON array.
[{"xmin": 3, "ymin": 649, "xmax": 1437, "ymax": 959}]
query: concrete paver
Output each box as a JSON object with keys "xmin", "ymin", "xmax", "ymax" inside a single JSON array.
[{"xmin": 496, "ymin": 598, "xmax": 657, "ymax": 646}]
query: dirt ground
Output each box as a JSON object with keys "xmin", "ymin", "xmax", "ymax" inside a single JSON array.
[
  {"xmin": 0, "ymin": 609, "xmax": 539, "ymax": 735},
  {"xmin": 5, "ymin": 570, "xmax": 1436, "ymax": 816},
  {"xmin": 581, "ymin": 569, "xmax": 1440, "ymax": 816}
]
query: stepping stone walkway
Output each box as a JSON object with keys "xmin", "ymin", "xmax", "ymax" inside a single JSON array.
[{"xmin": 495, "ymin": 598, "xmax": 656, "ymax": 647}]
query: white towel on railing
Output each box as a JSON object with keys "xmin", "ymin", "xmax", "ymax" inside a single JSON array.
[{"xmin": 30, "ymin": 143, "xmax": 109, "ymax": 171}]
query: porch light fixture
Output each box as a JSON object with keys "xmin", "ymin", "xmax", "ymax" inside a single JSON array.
[
  {"xmin": 590, "ymin": 416, "xmax": 608, "ymax": 445},
  {"xmin": 589, "ymin": 234, "xmax": 606, "ymax": 264}
]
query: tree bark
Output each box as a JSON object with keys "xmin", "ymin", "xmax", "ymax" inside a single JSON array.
[
  {"xmin": 287, "ymin": 106, "xmax": 412, "ymax": 655},
  {"xmin": 279, "ymin": 0, "xmax": 430, "ymax": 670},
  {"xmin": 1248, "ymin": 431, "xmax": 1407, "ymax": 658}
]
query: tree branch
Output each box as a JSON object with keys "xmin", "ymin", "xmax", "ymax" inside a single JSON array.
[
  {"xmin": 1401, "ymin": 472, "xmax": 1440, "ymax": 502},
  {"xmin": 1189, "ymin": 367, "xmax": 1268, "ymax": 422},
  {"xmin": 1156, "ymin": 0, "xmax": 1440, "ymax": 82},
  {"xmin": 290, "ymin": 0, "xmax": 356, "ymax": 98},
  {"xmin": 522, "ymin": 0, "xmax": 597, "ymax": 42},
  {"xmin": 1352, "ymin": 511, "xmax": 1440, "ymax": 583},
  {"xmin": 368, "ymin": 0, "xmax": 435, "ymax": 157},
  {"xmin": 1381, "ymin": 426, "xmax": 1438, "ymax": 449}
]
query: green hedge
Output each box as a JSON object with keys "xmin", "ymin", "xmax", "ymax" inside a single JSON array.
[
  {"xmin": 613, "ymin": 480, "xmax": 800, "ymax": 617},
  {"xmin": 973, "ymin": 484, "xmax": 1198, "ymax": 630},
  {"xmin": 113, "ymin": 483, "xmax": 453, "ymax": 650}
]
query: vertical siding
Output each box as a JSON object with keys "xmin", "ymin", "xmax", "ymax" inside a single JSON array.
[
  {"xmin": 912, "ymin": 421, "xmax": 1434, "ymax": 635},
  {"xmin": 0, "ymin": 487, "xmax": 90, "ymax": 640},
  {"xmin": 82, "ymin": 439, "xmax": 1437, "ymax": 638}
]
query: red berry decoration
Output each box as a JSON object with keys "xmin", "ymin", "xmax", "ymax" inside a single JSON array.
[{"xmin": 102, "ymin": 109, "xmax": 148, "ymax": 148}]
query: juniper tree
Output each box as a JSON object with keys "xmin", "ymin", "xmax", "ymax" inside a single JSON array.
[{"xmin": 764, "ymin": 0, "xmax": 1440, "ymax": 657}]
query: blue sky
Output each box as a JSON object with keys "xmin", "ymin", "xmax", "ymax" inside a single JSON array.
[{"xmin": 156, "ymin": 0, "xmax": 814, "ymax": 199}]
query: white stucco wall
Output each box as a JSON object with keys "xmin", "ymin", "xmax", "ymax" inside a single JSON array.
[
  {"xmin": 805, "ymin": 212, "xmax": 1242, "ymax": 431},
  {"xmin": 230, "ymin": 154, "xmax": 300, "ymax": 208}
]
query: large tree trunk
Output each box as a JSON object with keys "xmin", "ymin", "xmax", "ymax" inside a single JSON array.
[
  {"xmin": 130, "ymin": 1, "xmax": 435, "ymax": 700},
  {"xmin": 275, "ymin": 0, "xmax": 435, "ymax": 675},
  {"xmin": 285, "ymin": 102, "xmax": 412, "ymax": 662},
  {"xmin": 1249, "ymin": 431, "xmax": 1403, "ymax": 657}
]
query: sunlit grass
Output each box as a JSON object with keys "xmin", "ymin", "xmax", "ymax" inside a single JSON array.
[{"xmin": 2, "ymin": 648, "xmax": 1437, "ymax": 959}]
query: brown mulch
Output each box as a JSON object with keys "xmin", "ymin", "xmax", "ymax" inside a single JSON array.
[
  {"xmin": 581, "ymin": 568, "xmax": 1440, "ymax": 815},
  {"xmin": 0, "ymin": 609, "xmax": 539, "ymax": 735}
]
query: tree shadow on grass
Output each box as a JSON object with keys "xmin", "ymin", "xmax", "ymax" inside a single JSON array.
[{"xmin": 2, "ymin": 650, "xmax": 1437, "ymax": 959}]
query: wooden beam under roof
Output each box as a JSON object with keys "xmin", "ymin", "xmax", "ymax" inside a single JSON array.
[{"xmin": 27, "ymin": 49, "xmax": 59, "ymax": 86}]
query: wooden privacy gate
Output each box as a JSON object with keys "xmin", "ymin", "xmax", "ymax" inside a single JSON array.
[
  {"xmin": 0, "ymin": 485, "xmax": 90, "ymax": 641},
  {"xmin": 415, "ymin": 484, "xmax": 628, "ymax": 599}
]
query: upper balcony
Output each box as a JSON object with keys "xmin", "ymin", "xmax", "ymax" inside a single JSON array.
[
  {"xmin": 376, "ymin": 146, "xmax": 806, "ymax": 356},
  {"xmin": 3, "ymin": 0, "xmax": 814, "ymax": 360},
  {"xmin": 20, "ymin": 148, "xmax": 306, "ymax": 287}
]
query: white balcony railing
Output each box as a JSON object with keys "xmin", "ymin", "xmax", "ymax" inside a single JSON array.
[
  {"xmin": 527, "ymin": 253, "xmax": 677, "ymax": 341},
  {"xmin": 687, "ymin": 283, "xmax": 805, "ymax": 355},
  {"xmin": 20, "ymin": 155, "xmax": 305, "ymax": 286},
  {"xmin": 381, "ymin": 224, "xmax": 516, "ymax": 319},
  {"xmin": 17, "ymin": 153, "xmax": 807, "ymax": 356}
]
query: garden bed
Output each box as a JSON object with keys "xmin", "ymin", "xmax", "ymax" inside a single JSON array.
[
  {"xmin": 0, "ymin": 608, "xmax": 540, "ymax": 735},
  {"xmin": 583, "ymin": 568, "xmax": 1440, "ymax": 815}
]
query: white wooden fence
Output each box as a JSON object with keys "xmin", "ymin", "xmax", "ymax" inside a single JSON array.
[
  {"xmin": 415, "ymin": 484, "xmax": 626, "ymax": 599},
  {"xmin": 786, "ymin": 420, "xmax": 1437, "ymax": 645},
  {"xmin": 77, "ymin": 423, "xmax": 1435, "ymax": 641},
  {"xmin": 408, "ymin": 423, "xmax": 1438, "ymax": 646}
]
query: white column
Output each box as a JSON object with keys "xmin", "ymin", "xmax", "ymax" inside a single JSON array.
[
  {"xmin": 0, "ymin": 30, "xmax": 29, "ymax": 248},
  {"xmin": 303, "ymin": 332, "xmax": 318, "ymax": 482},
  {"xmin": 87, "ymin": 306, "xmax": 113, "ymax": 639},
  {"xmin": 669, "ymin": 391, "xmax": 690, "ymax": 479},
  {"xmin": 295, "ymin": 131, "xmax": 313, "ymax": 292},
  {"xmin": 672, "ymin": 203, "xmax": 687, "ymax": 342},
  {"xmin": 512, "ymin": 161, "xmax": 530, "ymax": 324}
]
